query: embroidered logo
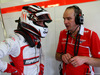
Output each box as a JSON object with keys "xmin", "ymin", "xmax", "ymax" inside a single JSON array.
[{"xmin": 80, "ymin": 39, "xmax": 86, "ymax": 44}]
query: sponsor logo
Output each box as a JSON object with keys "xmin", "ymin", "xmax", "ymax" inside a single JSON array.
[{"xmin": 24, "ymin": 57, "xmax": 39, "ymax": 65}]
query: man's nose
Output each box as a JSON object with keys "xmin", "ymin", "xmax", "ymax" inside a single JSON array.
[{"xmin": 64, "ymin": 19, "xmax": 68, "ymax": 24}]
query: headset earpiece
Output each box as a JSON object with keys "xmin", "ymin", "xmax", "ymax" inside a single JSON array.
[
  {"xmin": 75, "ymin": 13, "xmax": 84, "ymax": 25},
  {"xmin": 73, "ymin": 5, "xmax": 84, "ymax": 25}
]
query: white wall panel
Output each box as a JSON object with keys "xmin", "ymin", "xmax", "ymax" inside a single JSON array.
[
  {"xmin": 42, "ymin": 7, "xmax": 59, "ymax": 75},
  {"xmin": 2, "ymin": 12, "xmax": 21, "ymax": 37},
  {"xmin": 0, "ymin": 16, "xmax": 5, "ymax": 41}
]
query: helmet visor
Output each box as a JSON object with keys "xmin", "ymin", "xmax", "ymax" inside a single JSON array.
[{"xmin": 37, "ymin": 14, "xmax": 52, "ymax": 23}]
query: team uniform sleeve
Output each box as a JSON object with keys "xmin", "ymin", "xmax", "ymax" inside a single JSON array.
[
  {"xmin": 0, "ymin": 35, "xmax": 20, "ymax": 72},
  {"xmin": 56, "ymin": 31, "xmax": 63, "ymax": 53},
  {"xmin": 90, "ymin": 31, "xmax": 100, "ymax": 58}
]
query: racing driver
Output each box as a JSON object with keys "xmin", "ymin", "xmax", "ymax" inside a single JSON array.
[{"xmin": 0, "ymin": 5, "xmax": 52, "ymax": 75}]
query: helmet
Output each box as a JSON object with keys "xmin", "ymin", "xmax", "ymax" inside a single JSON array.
[{"xmin": 20, "ymin": 5, "xmax": 52, "ymax": 38}]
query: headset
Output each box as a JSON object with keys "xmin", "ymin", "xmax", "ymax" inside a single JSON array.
[
  {"xmin": 65, "ymin": 5, "xmax": 84, "ymax": 56},
  {"xmin": 73, "ymin": 5, "xmax": 84, "ymax": 25}
]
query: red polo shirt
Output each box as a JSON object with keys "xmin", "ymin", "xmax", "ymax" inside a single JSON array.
[{"xmin": 56, "ymin": 25, "xmax": 100, "ymax": 75}]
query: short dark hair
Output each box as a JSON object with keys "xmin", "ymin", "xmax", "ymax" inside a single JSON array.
[{"xmin": 66, "ymin": 5, "xmax": 82, "ymax": 17}]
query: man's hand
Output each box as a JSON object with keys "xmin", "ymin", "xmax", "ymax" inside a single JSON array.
[
  {"xmin": 69, "ymin": 56, "xmax": 87, "ymax": 67},
  {"xmin": 62, "ymin": 53, "xmax": 73, "ymax": 64}
]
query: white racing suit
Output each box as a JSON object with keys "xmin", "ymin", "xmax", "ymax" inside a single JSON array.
[{"xmin": 0, "ymin": 33, "xmax": 44, "ymax": 75}]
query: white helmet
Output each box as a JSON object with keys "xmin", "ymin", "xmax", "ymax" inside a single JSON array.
[{"xmin": 20, "ymin": 5, "xmax": 52, "ymax": 38}]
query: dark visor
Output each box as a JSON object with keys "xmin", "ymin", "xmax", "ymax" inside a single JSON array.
[{"xmin": 37, "ymin": 14, "xmax": 52, "ymax": 23}]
